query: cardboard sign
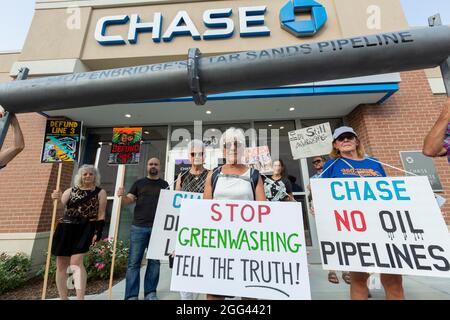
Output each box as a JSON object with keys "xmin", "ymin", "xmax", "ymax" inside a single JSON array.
[
  {"xmin": 288, "ymin": 123, "xmax": 332, "ymax": 159},
  {"xmin": 243, "ymin": 146, "xmax": 273, "ymax": 174},
  {"xmin": 147, "ymin": 190, "xmax": 203, "ymax": 261},
  {"xmin": 171, "ymin": 199, "xmax": 311, "ymax": 300},
  {"xmin": 41, "ymin": 119, "xmax": 82, "ymax": 163},
  {"xmin": 311, "ymin": 176, "xmax": 450, "ymax": 278},
  {"xmin": 108, "ymin": 127, "xmax": 142, "ymax": 165}
]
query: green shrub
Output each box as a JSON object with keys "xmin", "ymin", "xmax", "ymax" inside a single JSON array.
[
  {"xmin": 36, "ymin": 254, "xmax": 56, "ymax": 283},
  {"xmin": 0, "ymin": 253, "xmax": 32, "ymax": 294},
  {"xmin": 85, "ymin": 238, "xmax": 129, "ymax": 280}
]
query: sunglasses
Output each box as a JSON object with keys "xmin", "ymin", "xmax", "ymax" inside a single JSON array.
[
  {"xmin": 224, "ymin": 141, "xmax": 243, "ymax": 149},
  {"xmin": 190, "ymin": 152, "xmax": 204, "ymax": 157},
  {"xmin": 312, "ymin": 159, "xmax": 323, "ymax": 164},
  {"xmin": 336, "ymin": 133, "xmax": 356, "ymax": 142}
]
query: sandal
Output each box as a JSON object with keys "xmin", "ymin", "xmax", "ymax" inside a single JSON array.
[
  {"xmin": 328, "ymin": 271, "xmax": 339, "ymax": 284},
  {"xmin": 342, "ymin": 272, "xmax": 351, "ymax": 285}
]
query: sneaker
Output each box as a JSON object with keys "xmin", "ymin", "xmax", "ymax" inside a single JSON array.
[
  {"xmin": 145, "ymin": 292, "xmax": 159, "ymax": 300},
  {"xmin": 126, "ymin": 296, "xmax": 139, "ymax": 300}
]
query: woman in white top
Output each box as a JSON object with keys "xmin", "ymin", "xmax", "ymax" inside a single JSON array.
[{"xmin": 203, "ymin": 127, "xmax": 266, "ymax": 300}]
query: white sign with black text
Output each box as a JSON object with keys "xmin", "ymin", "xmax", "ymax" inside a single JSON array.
[{"xmin": 288, "ymin": 122, "xmax": 332, "ymax": 159}]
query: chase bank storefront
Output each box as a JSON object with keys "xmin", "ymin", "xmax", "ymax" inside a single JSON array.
[{"xmin": 0, "ymin": 0, "xmax": 448, "ymax": 268}]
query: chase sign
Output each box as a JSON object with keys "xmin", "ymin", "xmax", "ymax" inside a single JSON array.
[
  {"xmin": 95, "ymin": 1, "xmax": 328, "ymax": 45},
  {"xmin": 280, "ymin": 0, "xmax": 327, "ymax": 37}
]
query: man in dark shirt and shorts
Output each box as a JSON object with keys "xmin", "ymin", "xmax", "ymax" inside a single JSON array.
[{"xmin": 117, "ymin": 158, "xmax": 169, "ymax": 300}]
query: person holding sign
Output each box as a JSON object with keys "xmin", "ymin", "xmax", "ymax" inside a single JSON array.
[
  {"xmin": 50, "ymin": 165, "xmax": 107, "ymax": 300},
  {"xmin": 308, "ymin": 156, "xmax": 351, "ymax": 285},
  {"xmin": 203, "ymin": 127, "xmax": 266, "ymax": 300},
  {"xmin": 0, "ymin": 105, "xmax": 25, "ymax": 170},
  {"xmin": 174, "ymin": 139, "xmax": 208, "ymax": 300},
  {"xmin": 320, "ymin": 126, "xmax": 404, "ymax": 300},
  {"xmin": 117, "ymin": 158, "xmax": 169, "ymax": 300},
  {"xmin": 175, "ymin": 139, "xmax": 208, "ymax": 193},
  {"xmin": 423, "ymin": 97, "xmax": 450, "ymax": 163},
  {"xmin": 263, "ymin": 159, "xmax": 294, "ymax": 202}
]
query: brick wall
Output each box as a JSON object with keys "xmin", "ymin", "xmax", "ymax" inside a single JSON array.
[
  {"xmin": 0, "ymin": 113, "xmax": 74, "ymax": 233},
  {"xmin": 347, "ymin": 70, "xmax": 450, "ymax": 225}
]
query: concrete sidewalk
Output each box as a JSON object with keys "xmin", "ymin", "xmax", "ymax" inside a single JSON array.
[{"xmin": 87, "ymin": 261, "xmax": 450, "ymax": 300}]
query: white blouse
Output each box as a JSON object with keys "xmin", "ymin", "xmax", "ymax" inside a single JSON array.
[{"xmin": 213, "ymin": 168, "xmax": 254, "ymax": 200}]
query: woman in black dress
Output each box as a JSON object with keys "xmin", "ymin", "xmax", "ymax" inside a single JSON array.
[{"xmin": 51, "ymin": 165, "xmax": 107, "ymax": 300}]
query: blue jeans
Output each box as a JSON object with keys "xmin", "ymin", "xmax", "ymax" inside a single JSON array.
[{"xmin": 124, "ymin": 225, "xmax": 160, "ymax": 300}]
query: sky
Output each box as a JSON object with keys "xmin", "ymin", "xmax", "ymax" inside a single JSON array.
[{"xmin": 0, "ymin": 0, "xmax": 449, "ymax": 52}]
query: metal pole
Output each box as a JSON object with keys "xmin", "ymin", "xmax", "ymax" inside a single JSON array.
[{"xmin": 0, "ymin": 26, "xmax": 450, "ymax": 113}]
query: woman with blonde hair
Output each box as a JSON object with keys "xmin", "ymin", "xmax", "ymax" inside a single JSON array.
[
  {"xmin": 320, "ymin": 126, "xmax": 404, "ymax": 300},
  {"xmin": 51, "ymin": 165, "xmax": 107, "ymax": 300},
  {"xmin": 203, "ymin": 127, "xmax": 266, "ymax": 300}
]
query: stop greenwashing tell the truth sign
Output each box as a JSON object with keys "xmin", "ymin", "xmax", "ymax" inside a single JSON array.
[{"xmin": 171, "ymin": 199, "xmax": 311, "ymax": 300}]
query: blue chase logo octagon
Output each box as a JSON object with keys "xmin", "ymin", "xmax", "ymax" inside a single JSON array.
[{"xmin": 280, "ymin": 0, "xmax": 327, "ymax": 37}]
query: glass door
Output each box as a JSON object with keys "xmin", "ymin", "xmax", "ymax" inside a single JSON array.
[
  {"xmin": 298, "ymin": 118, "xmax": 344, "ymax": 263},
  {"xmin": 115, "ymin": 127, "xmax": 168, "ymax": 242},
  {"xmin": 253, "ymin": 120, "xmax": 312, "ymax": 246},
  {"xmin": 93, "ymin": 142, "xmax": 118, "ymax": 240}
]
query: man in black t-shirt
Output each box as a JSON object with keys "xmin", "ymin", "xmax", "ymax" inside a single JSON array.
[{"xmin": 117, "ymin": 158, "xmax": 169, "ymax": 300}]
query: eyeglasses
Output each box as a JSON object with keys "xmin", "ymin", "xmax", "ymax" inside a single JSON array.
[
  {"xmin": 336, "ymin": 133, "xmax": 356, "ymax": 142},
  {"xmin": 312, "ymin": 159, "xmax": 323, "ymax": 165},
  {"xmin": 224, "ymin": 141, "xmax": 243, "ymax": 149},
  {"xmin": 190, "ymin": 152, "xmax": 204, "ymax": 157}
]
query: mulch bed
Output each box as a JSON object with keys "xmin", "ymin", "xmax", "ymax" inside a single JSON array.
[{"xmin": 0, "ymin": 273, "xmax": 125, "ymax": 300}]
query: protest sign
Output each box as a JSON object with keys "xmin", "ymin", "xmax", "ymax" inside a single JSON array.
[
  {"xmin": 147, "ymin": 190, "xmax": 202, "ymax": 260},
  {"xmin": 288, "ymin": 123, "xmax": 332, "ymax": 159},
  {"xmin": 108, "ymin": 127, "xmax": 142, "ymax": 165},
  {"xmin": 171, "ymin": 199, "xmax": 311, "ymax": 299},
  {"xmin": 41, "ymin": 119, "xmax": 82, "ymax": 163},
  {"xmin": 311, "ymin": 176, "xmax": 450, "ymax": 277},
  {"xmin": 243, "ymin": 146, "xmax": 273, "ymax": 174}
]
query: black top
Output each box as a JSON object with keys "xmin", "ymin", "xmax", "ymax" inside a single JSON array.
[
  {"xmin": 64, "ymin": 187, "xmax": 101, "ymax": 220},
  {"xmin": 180, "ymin": 170, "xmax": 208, "ymax": 193},
  {"xmin": 128, "ymin": 177, "xmax": 169, "ymax": 227},
  {"xmin": 263, "ymin": 176, "xmax": 293, "ymax": 201}
]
